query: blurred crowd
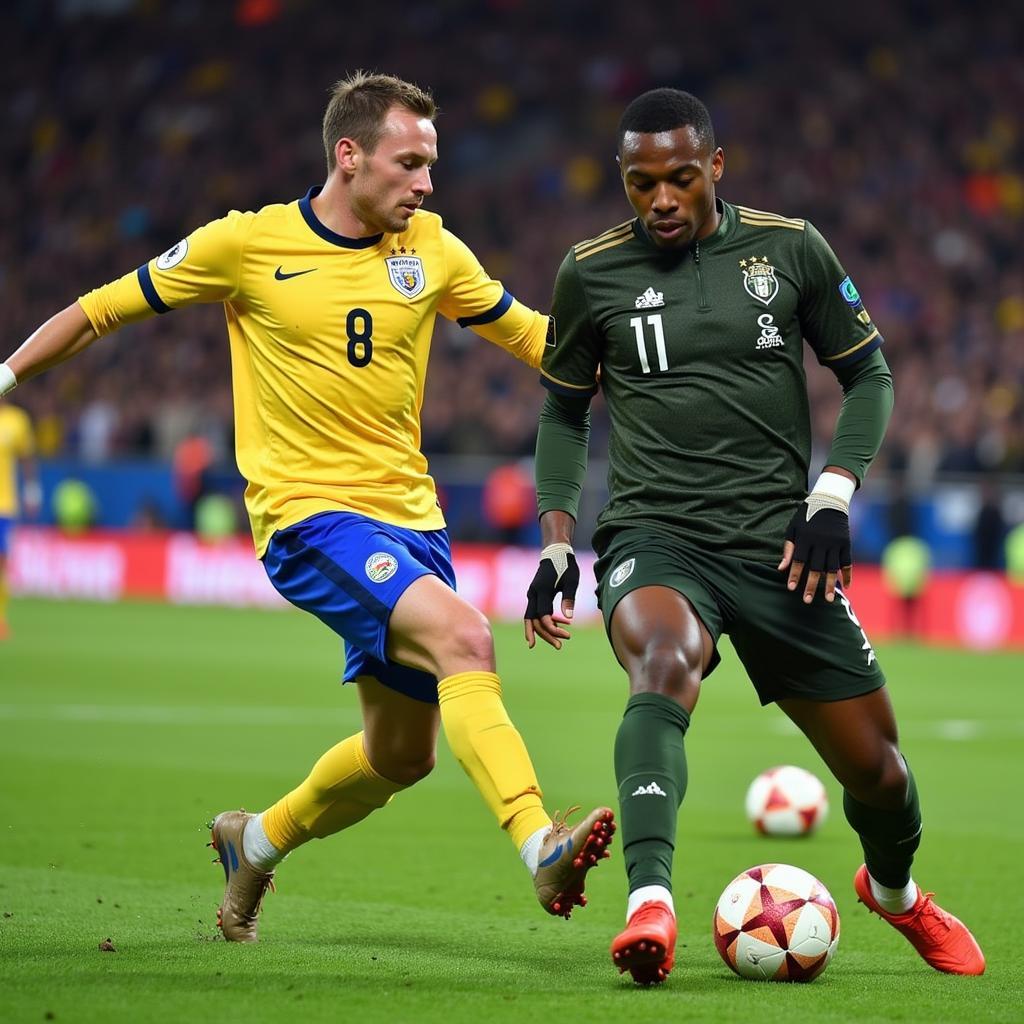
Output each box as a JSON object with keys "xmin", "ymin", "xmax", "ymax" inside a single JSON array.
[{"xmin": 3, "ymin": 0, "xmax": 1023, "ymax": 484}]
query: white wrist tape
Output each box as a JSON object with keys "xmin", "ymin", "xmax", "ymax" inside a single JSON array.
[
  {"xmin": 541, "ymin": 542, "xmax": 575, "ymax": 580},
  {"xmin": 805, "ymin": 471, "xmax": 855, "ymax": 520},
  {"xmin": 0, "ymin": 363, "xmax": 16, "ymax": 397}
]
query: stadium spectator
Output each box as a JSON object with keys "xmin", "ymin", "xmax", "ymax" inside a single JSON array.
[
  {"xmin": 0, "ymin": 397, "xmax": 40, "ymax": 639},
  {"xmin": 482, "ymin": 460, "xmax": 535, "ymax": 545},
  {"xmin": 973, "ymin": 478, "xmax": 1008, "ymax": 570},
  {"xmin": 2, "ymin": 2, "xmax": 1022, "ymax": 487}
]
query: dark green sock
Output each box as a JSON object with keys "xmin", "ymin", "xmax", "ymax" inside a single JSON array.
[
  {"xmin": 614, "ymin": 692, "xmax": 690, "ymax": 892},
  {"xmin": 843, "ymin": 758, "xmax": 922, "ymax": 888}
]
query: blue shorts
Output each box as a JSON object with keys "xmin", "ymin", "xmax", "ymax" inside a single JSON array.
[
  {"xmin": 263, "ymin": 511, "xmax": 456, "ymax": 704},
  {"xmin": 0, "ymin": 517, "xmax": 11, "ymax": 556}
]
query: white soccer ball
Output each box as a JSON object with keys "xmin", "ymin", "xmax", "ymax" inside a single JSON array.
[
  {"xmin": 713, "ymin": 863, "xmax": 840, "ymax": 981},
  {"xmin": 745, "ymin": 765, "xmax": 828, "ymax": 837}
]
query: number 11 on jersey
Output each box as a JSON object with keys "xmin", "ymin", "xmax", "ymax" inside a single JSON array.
[{"xmin": 630, "ymin": 313, "xmax": 668, "ymax": 373}]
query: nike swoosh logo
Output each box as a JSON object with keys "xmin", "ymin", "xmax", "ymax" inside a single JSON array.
[{"xmin": 275, "ymin": 266, "xmax": 317, "ymax": 280}]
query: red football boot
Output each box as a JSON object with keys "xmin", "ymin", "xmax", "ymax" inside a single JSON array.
[
  {"xmin": 854, "ymin": 865, "xmax": 985, "ymax": 975},
  {"xmin": 610, "ymin": 900, "xmax": 677, "ymax": 985}
]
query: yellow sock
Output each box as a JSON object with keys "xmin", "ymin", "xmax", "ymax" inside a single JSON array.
[
  {"xmin": 261, "ymin": 732, "xmax": 404, "ymax": 854},
  {"xmin": 437, "ymin": 671, "xmax": 551, "ymax": 848}
]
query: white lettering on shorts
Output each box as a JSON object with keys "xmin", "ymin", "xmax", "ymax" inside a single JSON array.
[{"xmin": 837, "ymin": 587, "xmax": 876, "ymax": 665}]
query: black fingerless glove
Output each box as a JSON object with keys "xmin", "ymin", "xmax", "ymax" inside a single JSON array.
[
  {"xmin": 783, "ymin": 502, "xmax": 852, "ymax": 575},
  {"xmin": 525, "ymin": 543, "xmax": 579, "ymax": 619}
]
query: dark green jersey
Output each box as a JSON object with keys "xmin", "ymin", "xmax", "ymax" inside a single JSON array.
[{"xmin": 540, "ymin": 199, "xmax": 883, "ymax": 563}]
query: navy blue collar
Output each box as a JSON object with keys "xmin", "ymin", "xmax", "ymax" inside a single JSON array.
[{"xmin": 298, "ymin": 186, "xmax": 385, "ymax": 249}]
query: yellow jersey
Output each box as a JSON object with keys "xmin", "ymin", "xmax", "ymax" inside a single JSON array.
[
  {"xmin": 0, "ymin": 402, "xmax": 34, "ymax": 518},
  {"xmin": 79, "ymin": 187, "xmax": 549, "ymax": 555}
]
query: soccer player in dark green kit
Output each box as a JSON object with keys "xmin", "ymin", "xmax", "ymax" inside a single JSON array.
[{"xmin": 524, "ymin": 88, "xmax": 985, "ymax": 985}]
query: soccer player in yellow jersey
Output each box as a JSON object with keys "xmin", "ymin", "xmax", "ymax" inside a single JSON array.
[
  {"xmin": 0, "ymin": 72, "xmax": 613, "ymax": 940},
  {"xmin": 0, "ymin": 398, "xmax": 40, "ymax": 639}
]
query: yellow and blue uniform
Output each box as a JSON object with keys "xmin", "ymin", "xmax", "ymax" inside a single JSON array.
[
  {"xmin": 78, "ymin": 186, "xmax": 549, "ymax": 699},
  {"xmin": 79, "ymin": 187, "xmax": 548, "ymax": 556},
  {"xmin": 0, "ymin": 402, "xmax": 34, "ymax": 555}
]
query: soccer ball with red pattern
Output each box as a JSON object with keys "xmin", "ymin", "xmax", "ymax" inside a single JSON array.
[
  {"xmin": 713, "ymin": 863, "xmax": 840, "ymax": 981},
  {"xmin": 745, "ymin": 765, "xmax": 828, "ymax": 837}
]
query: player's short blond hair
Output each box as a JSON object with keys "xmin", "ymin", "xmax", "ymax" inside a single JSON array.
[{"xmin": 322, "ymin": 71, "xmax": 437, "ymax": 171}]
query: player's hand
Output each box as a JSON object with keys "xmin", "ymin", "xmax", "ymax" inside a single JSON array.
[
  {"xmin": 778, "ymin": 500, "xmax": 852, "ymax": 604},
  {"xmin": 524, "ymin": 542, "xmax": 579, "ymax": 650}
]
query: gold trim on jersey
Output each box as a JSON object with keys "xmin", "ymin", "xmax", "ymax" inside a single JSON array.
[
  {"xmin": 822, "ymin": 329, "xmax": 880, "ymax": 362},
  {"xmin": 540, "ymin": 368, "xmax": 598, "ymax": 390},
  {"xmin": 575, "ymin": 234, "xmax": 636, "ymax": 261},
  {"xmin": 574, "ymin": 220, "xmax": 634, "ymax": 258},
  {"xmin": 737, "ymin": 206, "xmax": 806, "ymax": 231}
]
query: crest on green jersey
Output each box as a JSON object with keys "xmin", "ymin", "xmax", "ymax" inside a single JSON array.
[
  {"xmin": 740, "ymin": 256, "xmax": 779, "ymax": 306},
  {"xmin": 385, "ymin": 255, "xmax": 426, "ymax": 299}
]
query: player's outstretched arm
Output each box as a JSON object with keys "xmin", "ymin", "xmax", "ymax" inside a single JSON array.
[
  {"xmin": 778, "ymin": 349, "xmax": 893, "ymax": 603},
  {"xmin": 1, "ymin": 302, "xmax": 98, "ymax": 396}
]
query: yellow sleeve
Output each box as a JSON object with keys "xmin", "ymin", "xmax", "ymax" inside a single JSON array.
[
  {"xmin": 78, "ymin": 211, "xmax": 252, "ymax": 337},
  {"xmin": 437, "ymin": 229, "xmax": 550, "ymax": 369}
]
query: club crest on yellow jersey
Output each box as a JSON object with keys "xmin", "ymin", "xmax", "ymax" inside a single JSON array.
[{"xmin": 385, "ymin": 253, "xmax": 426, "ymax": 299}]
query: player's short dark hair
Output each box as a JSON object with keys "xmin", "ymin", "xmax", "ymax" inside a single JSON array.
[
  {"xmin": 617, "ymin": 88, "xmax": 715, "ymax": 153},
  {"xmin": 322, "ymin": 71, "xmax": 437, "ymax": 170}
]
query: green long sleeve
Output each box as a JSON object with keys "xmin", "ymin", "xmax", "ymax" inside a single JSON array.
[
  {"xmin": 825, "ymin": 348, "xmax": 894, "ymax": 484},
  {"xmin": 535, "ymin": 391, "xmax": 591, "ymax": 519}
]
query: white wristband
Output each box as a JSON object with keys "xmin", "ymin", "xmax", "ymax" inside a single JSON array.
[
  {"xmin": 541, "ymin": 542, "xmax": 575, "ymax": 580},
  {"xmin": 0, "ymin": 363, "xmax": 16, "ymax": 397},
  {"xmin": 810, "ymin": 471, "xmax": 856, "ymax": 506}
]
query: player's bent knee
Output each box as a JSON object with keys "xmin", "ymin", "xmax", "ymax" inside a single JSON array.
[
  {"xmin": 632, "ymin": 639, "xmax": 701, "ymax": 705},
  {"xmin": 377, "ymin": 750, "xmax": 436, "ymax": 787},
  {"xmin": 843, "ymin": 745, "xmax": 908, "ymax": 808},
  {"xmin": 443, "ymin": 609, "xmax": 495, "ymax": 668},
  {"xmin": 874, "ymin": 749, "xmax": 910, "ymax": 806}
]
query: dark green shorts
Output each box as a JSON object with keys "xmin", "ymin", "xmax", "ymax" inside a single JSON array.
[{"xmin": 594, "ymin": 527, "xmax": 885, "ymax": 706}]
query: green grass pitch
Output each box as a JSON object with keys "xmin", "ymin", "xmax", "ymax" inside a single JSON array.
[{"xmin": 1, "ymin": 598, "xmax": 1020, "ymax": 1023}]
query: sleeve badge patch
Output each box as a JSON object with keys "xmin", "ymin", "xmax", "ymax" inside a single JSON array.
[
  {"xmin": 838, "ymin": 275, "xmax": 872, "ymax": 324},
  {"xmin": 156, "ymin": 238, "xmax": 189, "ymax": 271},
  {"xmin": 838, "ymin": 275, "xmax": 861, "ymax": 305}
]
